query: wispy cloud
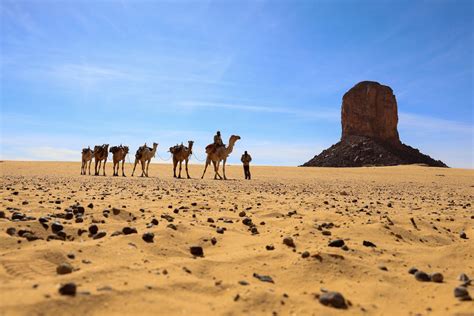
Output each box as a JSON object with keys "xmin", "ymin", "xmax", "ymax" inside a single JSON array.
[
  {"xmin": 180, "ymin": 100, "xmax": 339, "ymax": 121},
  {"xmin": 399, "ymin": 112, "xmax": 473, "ymax": 134}
]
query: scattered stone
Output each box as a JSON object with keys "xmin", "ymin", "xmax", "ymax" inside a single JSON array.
[
  {"xmin": 88, "ymin": 225, "xmax": 98, "ymax": 235},
  {"xmin": 6, "ymin": 227, "xmax": 16, "ymax": 236},
  {"xmin": 242, "ymin": 218, "xmax": 253, "ymax": 226},
  {"xmin": 142, "ymin": 232, "xmax": 154, "ymax": 243},
  {"xmin": 238, "ymin": 280, "xmax": 249, "ymax": 286},
  {"xmin": 460, "ymin": 231, "xmax": 467, "ymax": 239},
  {"xmin": 378, "ymin": 265, "xmax": 388, "ymax": 271},
  {"xmin": 415, "ymin": 271, "xmax": 431, "ymax": 282},
  {"xmin": 51, "ymin": 222, "xmax": 64, "ymax": 233},
  {"xmin": 283, "ymin": 237, "xmax": 295, "ymax": 248},
  {"xmin": 190, "ymin": 246, "xmax": 204, "ymax": 257},
  {"xmin": 253, "ymin": 273, "xmax": 274, "ymax": 283},
  {"xmin": 318, "ymin": 291, "xmax": 348, "ymax": 309},
  {"xmin": 59, "ymin": 283, "xmax": 77, "ymax": 296},
  {"xmin": 458, "ymin": 273, "xmax": 470, "ymax": 282},
  {"xmin": 167, "ymin": 223, "xmax": 177, "ymax": 230},
  {"xmin": 363, "ymin": 240, "xmax": 376, "ymax": 247},
  {"xmin": 454, "ymin": 287, "xmax": 471, "ymax": 301},
  {"xmin": 302, "ymin": 251, "xmax": 310, "ymax": 258},
  {"xmin": 56, "ymin": 263, "xmax": 73, "ymax": 275},
  {"xmin": 122, "ymin": 227, "xmax": 138, "ymax": 235},
  {"xmin": 328, "ymin": 239, "xmax": 345, "ymax": 247},
  {"xmin": 93, "ymin": 231, "xmax": 106, "ymax": 239},
  {"xmin": 266, "ymin": 244, "xmax": 275, "ymax": 251},
  {"xmin": 408, "ymin": 267, "xmax": 418, "ymax": 275},
  {"xmin": 430, "ymin": 272, "xmax": 444, "ymax": 283},
  {"xmin": 238, "ymin": 211, "xmax": 246, "ymax": 217}
]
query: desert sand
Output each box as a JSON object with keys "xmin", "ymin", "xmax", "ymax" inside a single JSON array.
[{"xmin": 0, "ymin": 161, "xmax": 472, "ymax": 315}]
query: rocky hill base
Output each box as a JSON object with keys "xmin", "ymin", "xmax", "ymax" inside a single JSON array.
[{"xmin": 302, "ymin": 136, "xmax": 447, "ymax": 167}]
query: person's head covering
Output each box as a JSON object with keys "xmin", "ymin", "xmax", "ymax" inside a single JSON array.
[
  {"xmin": 217, "ymin": 131, "xmax": 221, "ymax": 135},
  {"xmin": 245, "ymin": 151, "xmax": 248, "ymax": 154}
]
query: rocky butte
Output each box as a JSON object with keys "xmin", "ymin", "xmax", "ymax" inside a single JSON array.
[{"xmin": 302, "ymin": 81, "xmax": 447, "ymax": 167}]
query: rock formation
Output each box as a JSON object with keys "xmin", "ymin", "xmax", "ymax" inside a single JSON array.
[{"xmin": 303, "ymin": 81, "xmax": 447, "ymax": 167}]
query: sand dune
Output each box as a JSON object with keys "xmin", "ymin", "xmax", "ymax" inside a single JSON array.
[{"xmin": 0, "ymin": 161, "xmax": 472, "ymax": 315}]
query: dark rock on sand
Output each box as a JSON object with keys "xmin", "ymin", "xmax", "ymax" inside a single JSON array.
[
  {"xmin": 415, "ymin": 271, "xmax": 431, "ymax": 282},
  {"xmin": 318, "ymin": 291, "xmax": 348, "ymax": 309},
  {"xmin": 363, "ymin": 240, "xmax": 376, "ymax": 247},
  {"xmin": 253, "ymin": 273, "xmax": 274, "ymax": 283},
  {"xmin": 283, "ymin": 237, "xmax": 296, "ymax": 248},
  {"xmin": 190, "ymin": 246, "xmax": 204, "ymax": 257},
  {"xmin": 142, "ymin": 232, "xmax": 154, "ymax": 243},
  {"xmin": 430, "ymin": 272, "xmax": 444, "ymax": 283},
  {"xmin": 328, "ymin": 239, "xmax": 345, "ymax": 247},
  {"xmin": 59, "ymin": 283, "xmax": 77, "ymax": 296},
  {"xmin": 56, "ymin": 262, "xmax": 74, "ymax": 275}
]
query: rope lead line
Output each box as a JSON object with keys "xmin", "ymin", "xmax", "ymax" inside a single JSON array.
[
  {"xmin": 156, "ymin": 152, "xmax": 173, "ymax": 161},
  {"xmin": 193, "ymin": 152, "xmax": 207, "ymax": 162}
]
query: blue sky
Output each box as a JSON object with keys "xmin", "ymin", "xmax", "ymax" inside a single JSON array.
[{"xmin": 1, "ymin": 0, "xmax": 473, "ymax": 167}]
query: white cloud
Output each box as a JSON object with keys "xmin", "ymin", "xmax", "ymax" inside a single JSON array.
[
  {"xmin": 399, "ymin": 112, "xmax": 473, "ymax": 134},
  {"xmin": 180, "ymin": 100, "xmax": 339, "ymax": 121}
]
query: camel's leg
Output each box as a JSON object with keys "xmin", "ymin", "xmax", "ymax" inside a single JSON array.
[
  {"xmin": 213, "ymin": 160, "xmax": 219, "ymax": 180},
  {"xmin": 140, "ymin": 160, "xmax": 146, "ymax": 177},
  {"xmin": 81, "ymin": 160, "xmax": 84, "ymax": 175},
  {"xmin": 178, "ymin": 160, "xmax": 182, "ymax": 178},
  {"xmin": 103, "ymin": 159, "xmax": 107, "ymax": 176},
  {"xmin": 96, "ymin": 160, "xmax": 101, "ymax": 176},
  {"xmin": 185, "ymin": 158, "xmax": 190, "ymax": 179},
  {"xmin": 88, "ymin": 160, "xmax": 91, "ymax": 175},
  {"xmin": 173, "ymin": 159, "xmax": 177, "ymax": 178},
  {"xmin": 146, "ymin": 160, "xmax": 151, "ymax": 177},
  {"xmin": 201, "ymin": 158, "xmax": 210, "ymax": 179},
  {"xmin": 122, "ymin": 159, "xmax": 126, "ymax": 177},
  {"xmin": 132, "ymin": 159, "xmax": 138, "ymax": 176},
  {"xmin": 95, "ymin": 159, "xmax": 99, "ymax": 176},
  {"xmin": 214, "ymin": 160, "xmax": 222, "ymax": 180},
  {"xmin": 223, "ymin": 158, "xmax": 227, "ymax": 180}
]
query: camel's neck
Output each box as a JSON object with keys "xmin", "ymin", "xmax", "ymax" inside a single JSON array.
[
  {"xmin": 151, "ymin": 145, "xmax": 157, "ymax": 155},
  {"xmin": 225, "ymin": 139, "xmax": 236, "ymax": 155}
]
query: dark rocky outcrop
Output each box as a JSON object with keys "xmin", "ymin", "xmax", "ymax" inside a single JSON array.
[{"xmin": 303, "ymin": 81, "xmax": 447, "ymax": 167}]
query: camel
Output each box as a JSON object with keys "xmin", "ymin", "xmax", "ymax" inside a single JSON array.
[
  {"xmin": 81, "ymin": 147, "xmax": 94, "ymax": 175},
  {"xmin": 131, "ymin": 142, "xmax": 158, "ymax": 177},
  {"xmin": 170, "ymin": 141, "xmax": 194, "ymax": 179},
  {"xmin": 93, "ymin": 144, "xmax": 109, "ymax": 176},
  {"xmin": 201, "ymin": 135, "xmax": 241, "ymax": 180},
  {"xmin": 109, "ymin": 145, "xmax": 129, "ymax": 177}
]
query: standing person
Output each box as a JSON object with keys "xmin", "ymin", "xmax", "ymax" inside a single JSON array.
[{"xmin": 241, "ymin": 151, "xmax": 252, "ymax": 180}]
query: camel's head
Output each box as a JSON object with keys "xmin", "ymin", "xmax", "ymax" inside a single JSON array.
[
  {"xmin": 230, "ymin": 135, "xmax": 241, "ymax": 143},
  {"xmin": 109, "ymin": 146, "xmax": 117, "ymax": 153},
  {"xmin": 153, "ymin": 142, "xmax": 158, "ymax": 148},
  {"xmin": 188, "ymin": 140, "xmax": 194, "ymax": 147},
  {"xmin": 104, "ymin": 144, "xmax": 109, "ymax": 150},
  {"xmin": 123, "ymin": 146, "xmax": 129, "ymax": 154}
]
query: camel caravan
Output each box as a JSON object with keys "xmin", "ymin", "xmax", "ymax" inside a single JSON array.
[{"xmin": 80, "ymin": 132, "xmax": 242, "ymax": 180}]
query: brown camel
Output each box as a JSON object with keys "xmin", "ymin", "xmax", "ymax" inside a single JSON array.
[
  {"xmin": 131, "ymin": 142, "xmax": 158, "ymax": 177},
  {"xmin": 93, "ymin": 144, "xmax": 109, "ymax": 176},
  {"xmin": 81, "ymin": 146, "xmax": 94, "ymax": 175},
  {"xmin": 170, "ymin": 140, "xmax": 194, "ymax": 179},
  {"xmin": 109, "ymin": 145, "xmax": 129, "ymax": 177},
  {"xmin": 201, "ymin": 135, "xmax": 241, "ymax": 180}
]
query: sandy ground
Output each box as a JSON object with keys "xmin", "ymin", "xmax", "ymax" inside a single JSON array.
[{"xmin": 0, "ymin": 161, "xmax": 473, "ymax": 315}]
